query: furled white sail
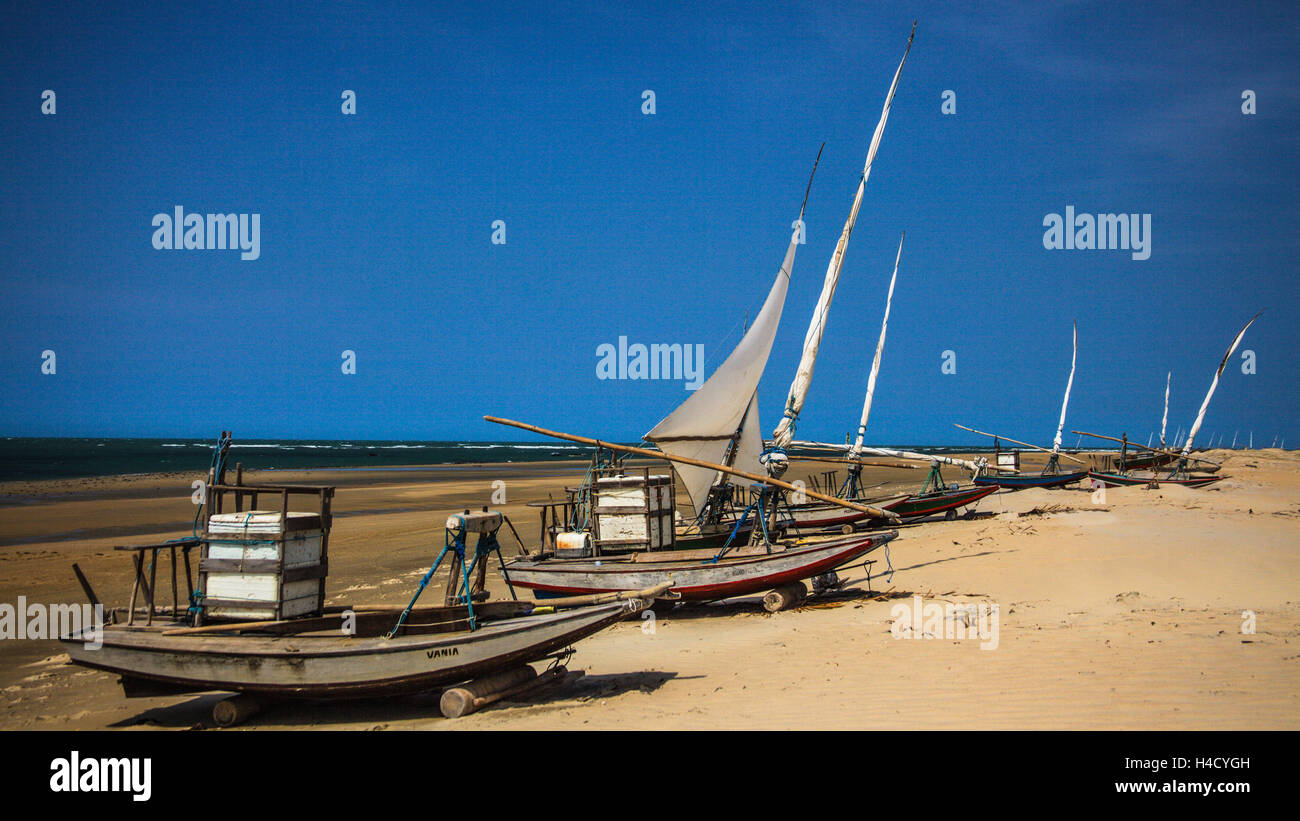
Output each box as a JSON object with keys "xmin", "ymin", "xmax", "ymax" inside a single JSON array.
[
  {"xmin": 1160, "ymin": 371, "xmax": 1170, "ymax": 448},
  {"xmin": 848, "ymin": 233, "xmax": 904, "ymax": 459},
  {"xmin": 644, "ymin": 230, "xmax": 798, "ymax": 514},
  {"xmin": 794, "ymin": 439, "xmax": 984, "ymax": 475},
  {"xmin": 770, "ymin": 24, "xmax": 915, "ymax": 450},
  {"xmin": 1181, "ymin": 313, "xmax": 1260, "ymax": 457},
  {"xmin": 1051, "ymin": 321, "xmax": 1078, "ymax": 454}
]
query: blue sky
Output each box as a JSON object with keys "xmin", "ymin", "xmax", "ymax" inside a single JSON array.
[{"xmin": 2, "ymin": 0, "xmax": 1296, "ymax": 447}]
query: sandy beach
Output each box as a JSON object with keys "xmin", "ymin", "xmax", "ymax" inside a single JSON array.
[{"xmin": 1, "ymin": 450, "xmax": 1296, "ymax": 731}]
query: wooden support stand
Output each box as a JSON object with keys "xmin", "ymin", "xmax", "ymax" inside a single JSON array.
[
  {"xmin": 439, "ymin": 665, "xmax": 577, "ymax": 719},
  {"xmin": 762, "ymin": 581, "xmax": 807, "ymax": 613},
  {"xmin": 212, "ymin": 693, "xmax": 265, "ymax": 727}
]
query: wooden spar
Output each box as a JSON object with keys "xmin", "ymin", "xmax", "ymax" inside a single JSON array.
[
  {"xmin": 799, "ymin": 142, "xmax": 825, "ymax": 219},
  {"xmin": 791, "ymin": 438, "xmax": 1011, "ymax": 474},
  {"xmin": 1071, "ymin": 430, "xmax": 1222, "ymax": 467},
  {"xmin": 953, "ymin": 424, "xmax": 1087, "ymax": 464},
  {"xmin": 789, "ymin": 456, "xmax": 919, "ymax": 470},
  {"xmin": 484, "ymin": 416, "xmax": 901, "ymax": 522},
  {"xmin": 516, "ymin": 583, "xmax": 674, "ymax": 609}
]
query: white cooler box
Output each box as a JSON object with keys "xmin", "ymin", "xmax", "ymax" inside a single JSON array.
[
  {"xmin": 592, "ymin": 474, "xmax": 675, "ymax": 552},
  {"xmin": 201, "ymin": 511, "xmax": 326, "ymax": 620}
]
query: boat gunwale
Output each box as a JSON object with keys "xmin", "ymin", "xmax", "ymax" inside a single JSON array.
[
  {"xmin": 883, "ymin": 484, "xmax": 999, "ymax": 516},
  {"xmin": 59, "ymin": 603, "xmax": 635, "ymax": 699},
  {"xmin": 505, "ymin": 531, "xmax": 897, "ymax": 574},
  {"xmin": 60, "ymin": 600, "xmax": 635, "ymax": 660}
]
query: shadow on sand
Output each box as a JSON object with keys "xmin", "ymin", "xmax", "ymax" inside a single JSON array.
[{"xmin": 109, "ymin": 668, "xmax": 681, "ymax": 729}]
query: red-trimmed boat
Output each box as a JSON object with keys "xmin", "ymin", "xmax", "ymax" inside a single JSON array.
[
  {"xmin": 973, "ymin": 468, "xmax": 1087, "ymax": 489},
  {"xmin": 883, "ymin": 482, "xmax": 999, "ymax": 519},
  {"xmin": 506, "ymin": 529, "xmax": 897, "ymax": 602}
]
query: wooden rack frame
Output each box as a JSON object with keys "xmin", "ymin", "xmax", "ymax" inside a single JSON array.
[{"xmin": 110, "ymin": 464, "xmax": 335, "ymax": 627}]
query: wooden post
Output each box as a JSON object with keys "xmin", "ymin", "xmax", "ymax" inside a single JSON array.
[
  {"xmin": 127, "ymin": 553, "xmax": 142, "ymax": 626},
  {"xmin": 71, "ymin": 563, "xmax": 101, "ymax": 611},
  {"xmin": 170, "ymin": 545, "xmax": 179, "ymax": 616},
  {"xmin": 443, "ymin": 553, "xmax": 463, "ymax": 606},
  {"xmin": 147, "ymin": 548, "xmax": 158, "ymax": 626}
]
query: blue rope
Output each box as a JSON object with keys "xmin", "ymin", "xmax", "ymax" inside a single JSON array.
[{"xmin": 171, "ymin": 433, "xmax": 232, "ymax": 619}]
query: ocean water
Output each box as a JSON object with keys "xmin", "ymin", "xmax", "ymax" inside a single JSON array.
[
  {"xmin": 0, "ymin": 437, "xmax": 1111, "ymax": 483},
  {"xmin": 0, "ymin": 438, "xmax": 596, "ymax": 482}
]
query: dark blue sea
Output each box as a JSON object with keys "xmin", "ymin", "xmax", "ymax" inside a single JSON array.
[{"xmin": 0, "ymin": 437, "xmax": 1097, "ymax": 482}]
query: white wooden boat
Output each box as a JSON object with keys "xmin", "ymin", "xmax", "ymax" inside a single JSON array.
[
  {"xmin": 506, "ymin": 530, "xmax": 896, "ymax": 601},
  {"xmin": 60, "ymin": 595, "xmax": 651, "ymax": 699},
  {"xmin": 58, "ymin": 466, "xmax": 668, "ymax": 709}
]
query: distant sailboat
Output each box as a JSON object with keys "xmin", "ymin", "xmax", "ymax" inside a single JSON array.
[
  {"xmin": 790, "ymin": 233, "xmax": 998, "ymax": 521},
  {"xmin": 956, "ymin": 323, "xmax": 1090, "ymax": 489},
  {"xmin": 1087, "ymin": 313, "xmax": 1259, "ymax": 488}
]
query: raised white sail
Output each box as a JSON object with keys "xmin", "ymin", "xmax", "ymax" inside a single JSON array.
[
  {"xmin": 731, "ymin": 392, "xmax": 766, "ymax": 479},
  {"xmin": 770, "ymin": 23, "xmax": 915, "ymax": 450},
  {"xmin": 1181, "ymin": 313, "xmax": 1260, "ymax": 458},
  {"xmin": 1160, "ymin": 371, "xmax": 1170, "ymax": 448},
  {"xmin": 1051, "ymin": 321, "xmax": 1078, "ymax": 454},
  {"xmin": 644, "ymin": 224, "xmax": 799, "ymax": 515},
  {"xmin": 846, "ymin": 233, "xmax": 904, "ymax": 459}
]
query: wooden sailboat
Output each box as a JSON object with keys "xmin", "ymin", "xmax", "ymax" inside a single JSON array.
[
  {"xmin": 795, "ymin": 442, "xmax": 1000, "ymax": 521},
  {"xmin": 1085, "ymin": 313, "xmax": 1260, "ymax": 489},
  {"xmin": 1114, "ymin": 372, "xmax": 1178, "ymax": 471},
  {"xmin": 58, "ymin": 444, "xmax": 664, "ymax": 721},
  {"xmin": 1086, "ymin": 373, "xmax": 1212, "ymax": 473},
  {"xmin": 763, "ymin": 28, "xmax": 940, "ymax": 527},
  {"xmin": 63, "ymin": 593, "xmax": 657, "ymax": 702},
  {"xmin": 957, "ymin": 322, "xmax": 1090, "ymax": 489},
  {"xmin": 491, "ymin": 419, "xmax": 898, "ymax": 609},
  {"xmin": 784, "ymin": 233, "xmax": 998, "ymax": 521},
  {"xmin": 490, "ymin": 26, "xmax": 924, "ymax": 609}
]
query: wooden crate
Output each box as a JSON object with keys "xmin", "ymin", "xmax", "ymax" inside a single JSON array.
[
  {"xmin": 200, "ymin": 511, "xmax": 326, "ymax": 621},
  {"xmin": 591, "ymin": 470, "xmax": 675, "ymax": 553}
]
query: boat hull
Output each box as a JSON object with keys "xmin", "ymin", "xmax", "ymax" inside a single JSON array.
[
  {"xmin": 505, "ymin": 531, "xmax": 896, "ymax": 601},
  {"xmin": 674, "ymin": 521, "xmax": 754, "ymax": 550},
  {"xmin": 783, "ymin": 495, "xmax": 913, "ymax": 529},
  {"xmin": 973, "ymin": 471, "xmax": 1086, "ymax": 489},
  {"xmin": 786, "ymin": 505, "xmax": 872, "ymax": 529},
  {"xmin": 1116, "ymin": 453, "xmax": 1175, "ymax": 471},
  {"xmin": 1086, "ymin": 470, "xmax": 1224, "ymax": 489},
  {"xmin": 60, "ymin": 600, "xmax": 639, "ymax": 699},
  {"xmin": 882, "ymin": 484, "xmax": 999, "ymax": 519}
]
